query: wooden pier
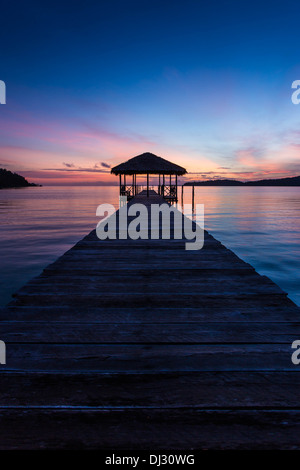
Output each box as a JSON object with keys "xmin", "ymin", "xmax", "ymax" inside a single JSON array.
[{"xmin": 0, "ymin": 190, "xmax": 300, "ymax": 449}]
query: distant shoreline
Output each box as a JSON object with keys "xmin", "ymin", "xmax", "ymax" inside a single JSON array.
[
  {"xmin": 0, "ymin": 185, "xmax": 41, "ymax": 189},
  {"xmin": 184, "ymin": 175, "xmax": 300, "ymax": 187},
  {"xmin": 0, "ymin": 168, "xmax": 41, "ymax": 189}
]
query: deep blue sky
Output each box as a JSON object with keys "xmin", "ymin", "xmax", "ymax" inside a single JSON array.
[{"xmin": 1, "ymin": 0, "xmax": 300, "ymax": 184}]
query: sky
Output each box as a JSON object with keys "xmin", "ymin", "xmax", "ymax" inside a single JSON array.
[{"xmin": 1, "ymin": 0, "xmax": 300, "ymax": 185}]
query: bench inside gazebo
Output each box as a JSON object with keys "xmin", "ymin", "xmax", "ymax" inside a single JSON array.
[{"xmin": 111, "ymin": 152, "xmax": 187, "ymax": 202}]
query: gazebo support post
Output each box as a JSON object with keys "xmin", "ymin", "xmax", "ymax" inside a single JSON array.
[
  {"xmin": 119, "ymin": 174, "xmax": 121, "ymax": 196},
  {"xmin": 176, "ymin": 174, "xmax": 178, "ymax": 202},
  {"xmin": 147, "ymin": 173, "xmax": 149, "ymax": 197},
  {"xmin": 132, "ymin": 174, "xmax": 134, "ymax": 198},
  {"xmin": 158, "ymin": 174, "xmax": 161, "ymax": 195},
  {"xmin": 192, "ymin": 184, "xmax": 195, "ymax": 214}
]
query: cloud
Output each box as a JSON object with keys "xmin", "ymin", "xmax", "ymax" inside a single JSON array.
[
  {"xmin": 93, "ymin": 161, "xmax": 111, "ymax": 169},
  {"xmin": 44, "ymin": 167, "xmax": 110, "ymax": 173},
  {"xmin": 62, "ymin": 162, "xmax": 75, "ymax": 168},
  {"xmin": 187, "ymin": 171, "xmax": 217, "ymax": 175},
  {"xmin": 46, "ymin": 162, "xmax": 112, "ymax": 174}
]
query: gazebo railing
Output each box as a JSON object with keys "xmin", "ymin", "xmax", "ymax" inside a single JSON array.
[
  {"xmin": 161, "ymin": 185, "xmax": 177, "ymax": 199},
  {"xmin": 120, "ymin": 182, "xmax": 178, "ymax": 201},
  {"xmin": 120, "ymin": 185, "xmax": 134, "ymax": 198}
]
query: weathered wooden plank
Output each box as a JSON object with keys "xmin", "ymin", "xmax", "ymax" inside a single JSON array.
[
  {"xmin": 3, "ymin": 299, "xmax": 298, "ymax": 322},
  {"xmin": 1, "ymin": 344, "xmax": 296, "ymax": 371},
  {"xmin": 50, "ymin": 251, "xmax": 245, "ymax": 262},
  {"xmin": 11, "ymin": 292, "xmax": 289, "ymax": 307},
  {"xmin": 15, "ymin": 278, "xmax": 285, "ymax": 296},
  {"xmin": 33, "ymin": 269, "xmax": 266, "ymax": 283},
  {"xmin": 0, "ymin": 408, "xmax": 300, "ymax": 449},
  {"xmin": 1, "ymin": 371, "xmax": 300, "ymax": 408},
  {"xmin": 59, "ymin": 252, "xmax": 238, "ymax": 263},
  {"xmin": 71, "ymin": 240, "xmax": 222, "ymax": 250},
  {"xmin": 40, "ymin": 267, "xmax": 256, "ymax": 280},
  {"xmin": 18, "ymin": 269, "xmax": 276, "ymax": 283},
  {"xmin": 45, "ymin": 240, "xmax": 245, "ymax": 261},
  {"xmin": 80, "ymin": 231, "xmax": 216, "ymax": 243},
  {"xmin": 66, "ymin": 242, "xmax": 226, "ymax": 251},
  {"xmin": 43, "ymin": 261, "xmax": 255, "ymax": 273},
  {"xmin": 1, "ymin": 321, "xmax": 300, "ymax": 343}
]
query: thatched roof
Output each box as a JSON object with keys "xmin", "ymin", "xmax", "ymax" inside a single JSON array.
[{"xmin": 111, "ymin": 152, "xmax": 187, "ymax": 175}]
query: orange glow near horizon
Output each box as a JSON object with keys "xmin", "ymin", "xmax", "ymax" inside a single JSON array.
[{"xmin": 1, "ymin": 109, "xmax": 300, "ymax": 185}]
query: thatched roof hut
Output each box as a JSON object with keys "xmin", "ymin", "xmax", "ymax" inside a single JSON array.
[
  {"xmin": 111, "ymin": 152, "xmax": 186, "ymax": 201},
  {"xmin": 111, "ymin": 152, "xmax": 187, "ymax": 176}
]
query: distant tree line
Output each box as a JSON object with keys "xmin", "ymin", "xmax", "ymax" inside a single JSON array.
[{"xmin": 184, "ymin": 176, "xmax": 300, "ymax": 186}]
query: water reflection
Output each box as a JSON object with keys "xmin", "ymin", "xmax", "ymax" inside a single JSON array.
[{"xmin": 183, "ymin": 186, "xmax": 300, "ymax": 306}]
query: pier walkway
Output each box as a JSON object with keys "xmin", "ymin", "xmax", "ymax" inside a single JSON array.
[{"xmin": 0, "ymin": 191, "xmax": 300, "ymax": 449}]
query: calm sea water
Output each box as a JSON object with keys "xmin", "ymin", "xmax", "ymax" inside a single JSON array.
[{"xmin": 0, "ymin": 185, "xmax": 299, "ymax": 306}]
